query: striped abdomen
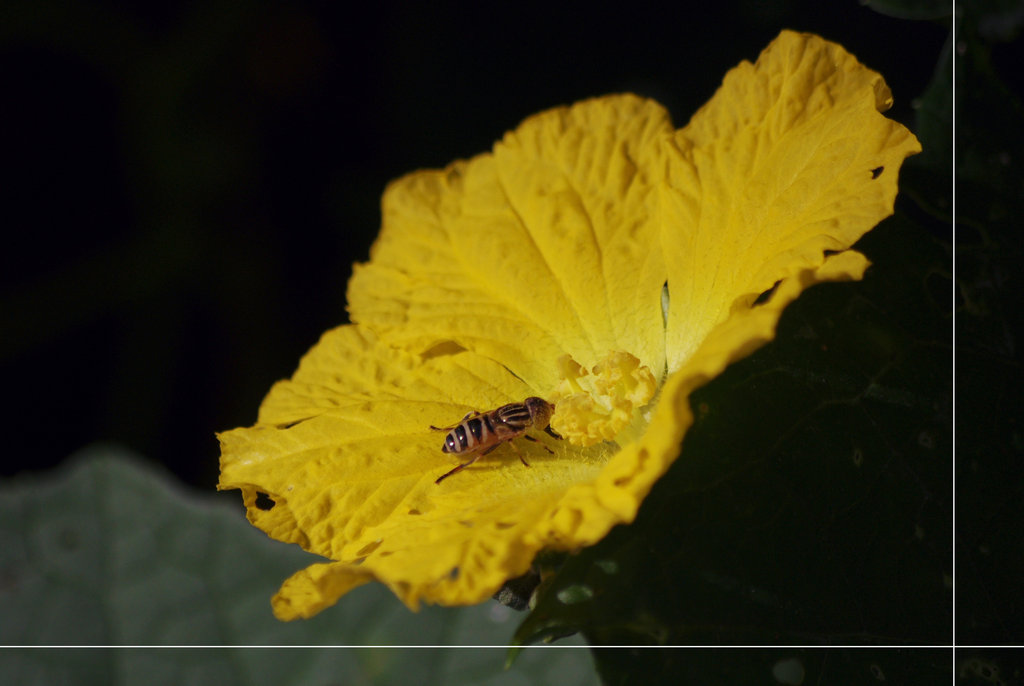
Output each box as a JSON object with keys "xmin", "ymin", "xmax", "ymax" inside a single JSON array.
[{"xmin": 441, "ymin": 402, "xmax": 532, "ymax": 455}]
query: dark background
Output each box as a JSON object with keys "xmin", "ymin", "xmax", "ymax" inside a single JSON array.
[{"xmin": 1, "ymin": 1, "xmax": 953, "ymax": 491}]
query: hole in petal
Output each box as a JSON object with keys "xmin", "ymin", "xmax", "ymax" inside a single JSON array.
[
  {"xmin": 357, "ymin": 540, "xmax": 383, "ymax": 556},
  {"xmin": 753, "ymin": 281, "xmax": 781, "ymax": 306},
  {"xmin": 421, "ymin": 340, "xmax": 467, "ymax": 360},
  {"xmin": 275, "ymin": 417, "xmax": 314, "ymax": 430},
  {"xmin": 870, "ymin": 166, "xmax": 884, "ymax": 179},
  {"xmin": 254, "ymin": 492, "xmax": 275, "ymax": 511},
  {"xmin": 407, "ymin": 508, "xmax": 422, "ymax": 515}
]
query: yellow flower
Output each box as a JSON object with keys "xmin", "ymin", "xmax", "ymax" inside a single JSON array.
[{"xmin": 218, "ymin": 30, "xmax": 921, "ymax": 620}]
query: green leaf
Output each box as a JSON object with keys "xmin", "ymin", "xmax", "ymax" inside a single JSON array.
[
  {"xmin": 902, "ymin": 28, "xmax": 952, "ymax": 222},
  {"xmin": 962, "ymin": 0, "xmax": 1024, "ymax": 41},
  {"xmin": 0, "ymin": 446, "xmax": 597, "ymax": 685},
  {"xmin": 514, "ymin": 211, "xmax": 952, "ymax": 649},
  {"xmin": 955, "ymin": 4, "xmax": 1024, "ymax": 225}
]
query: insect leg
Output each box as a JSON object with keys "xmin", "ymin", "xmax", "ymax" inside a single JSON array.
[
  {"xmin": 435, "ymin": 453, "xmax": 485, "ymax": 484},
  {"xmin": 505, "ymin": 440, "xmax": 531, "ymax": 467},
  {"xmin": 522, "ymin": 434, "xmax": 554, "ymax": 455},
  {"xmin": 435, "ymin": 440, "xmax": 497, "ymax": 484},
  {"xmin": 544, "ymin": 426, "xmax": 562, "ymax": 440}
]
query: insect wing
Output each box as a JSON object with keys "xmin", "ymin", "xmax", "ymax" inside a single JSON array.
[{"xmin": 493, "ymin": 402, "xmax": 532, "ymax": 433}]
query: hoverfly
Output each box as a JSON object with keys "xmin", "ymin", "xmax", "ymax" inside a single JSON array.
[{"xmin": 430, "ymin": 397, "xmax": 561, "ymax": 484}]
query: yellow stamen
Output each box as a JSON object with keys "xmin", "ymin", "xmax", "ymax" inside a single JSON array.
[{"xmin": 550, "ymin": 351, "xmax": 657, "ymax": 447}]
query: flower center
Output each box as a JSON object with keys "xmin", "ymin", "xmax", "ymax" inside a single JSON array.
[{"xmin": 549, "ymin": 351, "xmax": 657, "ymax": 447}]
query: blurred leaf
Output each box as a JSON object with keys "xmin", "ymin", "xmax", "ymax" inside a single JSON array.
[
  {"xmin": 902, "ymin": 27, "xmax": 952, "ymax": 221},
  {"xmin": 860, "ymin": 0, "xmax": 952, "ymax": 20},
  {"xmin": 966, "ymin": 0, "xmax": 1024, "ymax": 42},
  {"xmin": 956, "ymin": 3, "xmax": 1024, "ymax": 200},
  {"xmin": 0, "ymin": 446, "xmax": 597, "ymax": 685},
  {"xmin": 514, "ymin": 211, "xmax": 952, "ymax": 649}
]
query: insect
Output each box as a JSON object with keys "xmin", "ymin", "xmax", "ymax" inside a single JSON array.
[{"xmin": 430, "ymin": 397, "xmax": 561, "ymax": 484}]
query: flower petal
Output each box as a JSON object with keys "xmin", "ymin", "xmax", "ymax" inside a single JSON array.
[
  {"xmin": 218, "ymin": 325, "xmax": 611, "ymax": 614},
  {"xmin": 272, "ymin": 562, "xmax": 374, "ymax": 621},
  {"xmin": 347, "ymin": 94, "xmax": 674, "ymax": 390},
  {"xmin": 659, "ymin": 30, "xmax": 921, "ymax": 371}
]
